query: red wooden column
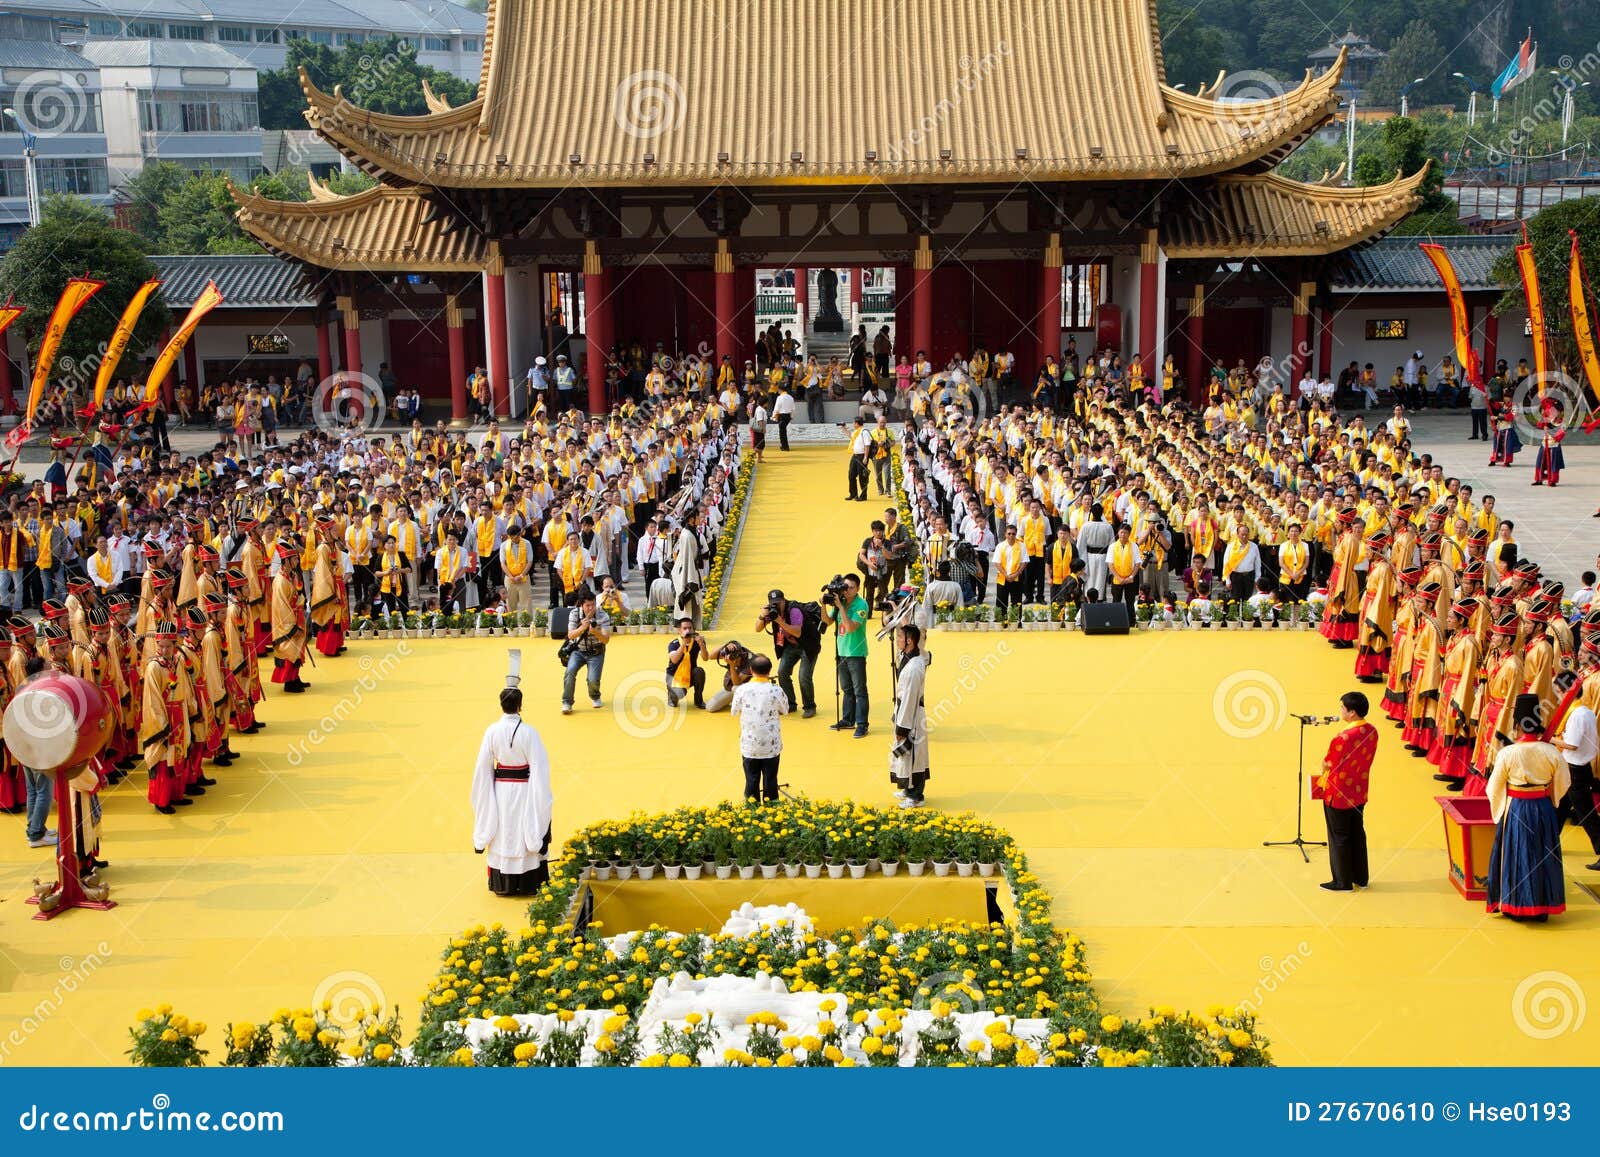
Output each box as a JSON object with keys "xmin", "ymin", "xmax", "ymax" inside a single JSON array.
[
  {"xmin": 1036, "ymin": 232, "xmax": 1063, "ymax": 372},
  {"xmin": 1185, "ymin": 285, "xmax": 1205, "ymax": 404},
  {"xmin": 446, "ymin": 292, "xmax": 468, "ymax": 424},
  {"xmin": 0, "ymin": 333, "xmax": 14, "ymax": 414},
  {"xmin": 337, "ymin": 296, "xmax": 363, "ymax": 381},
  {"xmin": 848, "ymin": 266, "xmax": 862, "ymax": 326},
  {"xmin": 714, "ymin": 238, "xmax": 737, "ymax": 366},
  {"xmin": 794, "ymin": 265, "xmax": 808, "ymax": 334},
  {"xmin": 316, "ymin": 317, "xmax": 333, "ymax": 384},
  {"xmin": 583, "ymin": 239, "xmax": 608, "ymax": 414},
  {"xmin": 183, "ymin": 334, "xmax": 201, "ymax": 403},
  {"xmin": 1482, "ymin": 306, "xmax": 1499, "ymax": 375},
  {"xmin": 1290, "ymin": 282, "xmax": 1312, "ymax": 391},
  {"xmin": 1317, "ymin": 304, "xmax": 1335, "ymax": 380},
  {"xmin": 484, "ymin": 242, "xmax": 510, "ymax": 416},
  {"xmin": 1137, "ymin": 228, "xmax": 1161, "ymax": 372},
  {"xmin": 910, "ymin": 236, "xmax": 933, "ymax": 358}
]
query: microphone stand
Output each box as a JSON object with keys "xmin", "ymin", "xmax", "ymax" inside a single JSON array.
[{"xmin": 1263, "ymin": 713, "xmax": 1332, "ymax": 863}]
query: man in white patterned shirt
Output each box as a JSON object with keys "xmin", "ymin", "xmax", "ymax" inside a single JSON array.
[{"xmin": 731, "ymin": 654, "xmax": 788, "ymax": 802}]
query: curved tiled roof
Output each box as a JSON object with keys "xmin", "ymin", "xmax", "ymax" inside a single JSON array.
[
  {"xmin": 228, "ymin": 180, "xmax": 486, "ymax": 271},
  {"xmin": 1162, "ymin": 167, "xmax": 1430, "ymax": 258},
  {"xmin": 1329, "ymin": 233, "xmax": 1515, "ymax": 292},
  {"xmin": 150, "ymin": 254, "xmax": 320, "ymax": 308},
  {"xmin": 301, "ymin": 0, "xmax": 1346, "ymax": 188}
]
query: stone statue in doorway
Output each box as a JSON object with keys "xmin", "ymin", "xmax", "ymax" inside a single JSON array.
[{"xmin": 812, "ymin": 267, "xmax": 845, "ymax": 333}]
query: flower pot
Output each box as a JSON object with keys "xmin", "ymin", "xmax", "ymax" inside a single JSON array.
[
  {"xmin": 714, "ymin": 864, "xmax": 733, "ymax": 880},
  {"xmin": 615, "ymin": 863, "xmax": 636, "ymax": 881},
  {"xmin": 931, "ymin": 861, "xmax": 952, "ymax": 877},
  {"xmin": 826, "ymin": 862, "xmax": 846, "ymax": 879},
  {"xmin": 955, "ymin": 861, "xmax": 974, "ymax": 877},
  {"xmin": 663, "ymin": 864, "xmax": 682, "ymax": 880},
  {"xmin": 977, "ymin": 862, "xmax": 998, "ymax": 878},
  {"xmin": 906, "ymin": 861, "xmax": 927, "ymax": 877},
  {"xmin": 847, "ymin": 862, "xmax": 868, "ymax": 879},
  {"xmin": 593, "ymin": 863, "xmax": 614, "ymax": 881},
  {"xmin": 866, "ymin": 857, "xmax": 881, "ymax": 873},
  {"xmin": 803, "ymin": 863, "xmax": 823, "ymax": 879},
  {"xmin": 783, "ymin": 863, "xmax": 801, "ymax": 878},
  {"xmin": 759, "ymin": 864, "xmax": 779, "ymax": 879},
  {"xmin": 636, "ymin": 864, "xmax": 657, "ymax": 880},
  {"xmin": 683, "ymin": 864, "xmax": 703, "ymax": 880},
  {"xmin": 737, "ymin": 865, "xmax": 757, "ymax": 880},
  {"xmin": 880, "ymin": 860, "xmax": 901, "ymax": 877}
]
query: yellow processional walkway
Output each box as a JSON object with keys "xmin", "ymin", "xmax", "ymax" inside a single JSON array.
[{"xmin": 0, "ymin": 445, "xmax": 1595, "ymax": 1063}]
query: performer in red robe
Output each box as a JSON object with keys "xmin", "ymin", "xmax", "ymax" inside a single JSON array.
[{"xmin": 1313, "ymin": 690, "xmax": 1379, "ymax": 892}]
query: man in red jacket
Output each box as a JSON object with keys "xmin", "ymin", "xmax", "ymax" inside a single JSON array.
[{"xmin": 1314, "ymin": 691, "xmax": 1380, "ymax": 892}]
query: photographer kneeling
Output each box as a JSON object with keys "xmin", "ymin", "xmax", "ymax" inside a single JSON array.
[
  {"xmin": 706, "ymin": 639, "xmax": 756, "ymax": 712},
  {"xmin": 758, "ymin": 588, "xmax": 820, "ymax": 718},
  {"xmin": 665, "ymin": 617, "xmax": 709, "ymax": 708},
  {"xmin": 823, "ymin": 573, "xmax": 871, "ymax": 737}
]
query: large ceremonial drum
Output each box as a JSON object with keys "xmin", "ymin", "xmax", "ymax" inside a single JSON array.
[{"xmin": 3, "ymin": 674, "xmax": 113, "ymax": 771}]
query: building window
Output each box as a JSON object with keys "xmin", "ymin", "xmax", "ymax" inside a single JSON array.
[
  {"xmin": 423, "ymin": 37, "xmax": 451, "ymax": 51},
  {"xmin": 182, "ymin": 157, "xmax": 264, "ymax": 183},
  {"xmin": 462, "ymin": 37, "xmax": 478, "ymax": 52},
  {"xmin": 217, "ymin": 25, "xmax": 251, "ymax": 43},
  {"xmin": 167, "ymin": 24, "xmax": 205, "ymax": 40},
  {"xmin": 0, "ymin": 85, "xmax": 103, "ymax": 134},
  {"xmin": 88, "ymin": 19, "xmax": 121, "ymax": 36},
  {"xmin": 125, "ymin": 20, "xmax": 164, "ymax": 37},
  {"xmin": 139, "ymin": 90, "xmax": 259, "ymax": 134},
  {"xmin": 335, "ymin": 32, "xmax": 364, "ymax": 46},
  {"xmin": 2, "ymin": 157, "xmax": 111, "ymax": 196},
  {"xmin": 307, "ymin": 30, "xmax": 333, "ymax": 45},
  {"xmin": 255, "ymin": 27, "xmax": 279, "ymax": 43},
  {"xmin": 282, "ymin": 29, "xmax": 304, "ymax": 41}
]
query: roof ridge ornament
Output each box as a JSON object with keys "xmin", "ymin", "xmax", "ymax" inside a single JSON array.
[{"xmin": 421, "ymin": 78, "xmax": 453, "ymax": 114}]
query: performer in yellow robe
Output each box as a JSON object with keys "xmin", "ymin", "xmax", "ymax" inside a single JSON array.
[
  {"xmin": 1354, "ymin": 532, "xmax": 1394, "ymax": 681},
  {"xmin": 1469, "ymin": 610, "xmax": 1525, "ymax": 793},
  {"xmin": 310, "ymin": 521, "xmax": 344, "ymax": 657},
  {"xmin": 270, "ymin": 543, "xmax": 310, "ymax": 692},
  {"xmin": 1380, "ymin": 569, "xmax": 1419, "ymax": 724},
  {"xmin": 1319, "ymin": 511, "xmax": 1361, "ymax": 645},
  {"xmin": 1521, "ymin": 598, "xmax": 1560, "ymax": 728},
  {"xmin": 140, "ymin": 624, "xmax": 190, "ymax": 815},
  {"xmin": 1402, "ymin": 581, "xmax": 1445, "ymax": 754},
  {"xmin": 1430, "ymin": 599, "xmax": 1483, "ymax": 787},
  {"xmin": 223, "ymin": 570, "xmax": 262, "ymax": 733}
]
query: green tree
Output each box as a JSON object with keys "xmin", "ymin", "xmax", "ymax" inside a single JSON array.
[
  {"xmin": 114, "ymin": 161, "xmax": 190, "ymax": 244},
  {"xmin": 1363, "ymin": 20, "xmax": 1446, "ymax": 109},
  {"xmin": 257, "ymin": 35, "xmax": 477, "ymax": 129},
  {"xmin": 155, "ymin": 176, "xmax": 262, "ymax": 256},
  {"xmin": 0, "ymin": 195, "xmax": 169, "ymax": 387},
  {"xmin": 1488, "ymin": 198, "xmax": 1600, "ymax": 375}
]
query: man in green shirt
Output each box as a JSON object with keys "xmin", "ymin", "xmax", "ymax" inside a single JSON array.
[{"xmin": 826, "ymin": 574, "xmax": 871, "ymax": 738}]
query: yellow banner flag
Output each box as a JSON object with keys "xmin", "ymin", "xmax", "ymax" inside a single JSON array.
[
  {"xmin": 1419, "ymin": 243, "xmax": 1481, "ymax": 388},
  {"xmin": 1515, "ymin": 234, "xmax": 1548, "ymax": 384},
  {"xmin": 25, "ymin": 277, "xmax": 104, "ymax": 423},
  {"xmin": 1568, "ymin": 230, "xmax": 1600, "ymax": 429},
  {"xmin": 142, "ymin": 281, "xmax": 224, "ymax": 407},
  {"xmin": 0, "ymin": 302, "xmax": 21, "ymax": 339},
  {"xmin": 92, "ymin": 279, "xmax": 162, "ymax": 411}
]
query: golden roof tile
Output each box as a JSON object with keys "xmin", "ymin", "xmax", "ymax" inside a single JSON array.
[
  {"xmin": 302, "ymin": 0, "xmax": 1345, "ymax": 188},
  {"xmin": 229, "ymin": 181, "xmax": 486, "ymax": 271}
]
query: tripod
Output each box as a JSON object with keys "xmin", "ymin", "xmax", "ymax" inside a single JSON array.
[{"xmin": 1263, "ymin": 713, "xmax": 1332, "ymax": 863}]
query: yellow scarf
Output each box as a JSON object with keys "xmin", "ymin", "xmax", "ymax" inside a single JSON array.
[
  {"xmin": 1110, "ymin": 541, "xmax": 1137, "ymax": 580},
  {"xmin": 503, "ymin": 539, "xmax": 530, "ymax": 579}
]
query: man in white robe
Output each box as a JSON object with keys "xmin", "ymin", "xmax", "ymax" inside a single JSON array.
[
  {"xmin": 470, "ymin": 687, "xmax": 554, "ymax": 896},
  {"xmin": 891, "ymin": 625, "xmax": 930, "ymax": 808},
  {"xmin": 670, "ymin": 519, "xmax": 703, "ymax": 628}
]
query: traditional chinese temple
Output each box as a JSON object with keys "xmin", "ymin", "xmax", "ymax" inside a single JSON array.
[{"xmin": 231, "ymin": 0, "xmax": 1430, "ymax": 418}]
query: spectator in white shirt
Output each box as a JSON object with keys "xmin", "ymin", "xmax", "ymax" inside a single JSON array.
[
  {"xmin": 1550, "ymin": 681, "xmax": 1600, "ymax": 870},
  {"xmin": 771, "ymin": 387, "xmax": 796, "ymax": 451},
  {"xmin": 730, "ymin": 654, "xmax": 788, "ymax": 803}
]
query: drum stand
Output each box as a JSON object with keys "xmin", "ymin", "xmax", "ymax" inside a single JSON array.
[{"xmin": 27, "ymin": 764, "xmax": 116, "ymax": 920}]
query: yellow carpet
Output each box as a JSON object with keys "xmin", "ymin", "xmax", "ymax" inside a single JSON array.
[{"xmin": 2, "ymin": 444, "xmax": 1597, "ymax": 1065}]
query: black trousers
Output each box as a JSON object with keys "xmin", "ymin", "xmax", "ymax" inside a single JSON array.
[
  {"xmin": 777, "ymin": 414, "xmax": 791, "ymax": 450},
  {"xmin": 642, "ymin": 561, "xmax": 660, "ymax": 588},
  {"xmin": 743, "ymin": 755, "xmax": 780, "ymax": 802},
  {"xmin": 1112, "ymin": 580, "xmax": 1137, "ymax": 617},
  {"xmin": 1024, "ymin": 557, "xmax": 1046, "ymax": 603},
  {"xmin": 848, "ymin": 455, "xmax": 869, "ymax": 499},
  {"xmin": 1470, "ymin": 409, "xmax": 1489, "ymax": 439},
  {"xmin": 1324, "ymin": 803, "xmax": 1368, "ymax": 887},
  {"xmin": 1560, "ymin": 763, "xmax": 1600, "ymax": 854}
]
